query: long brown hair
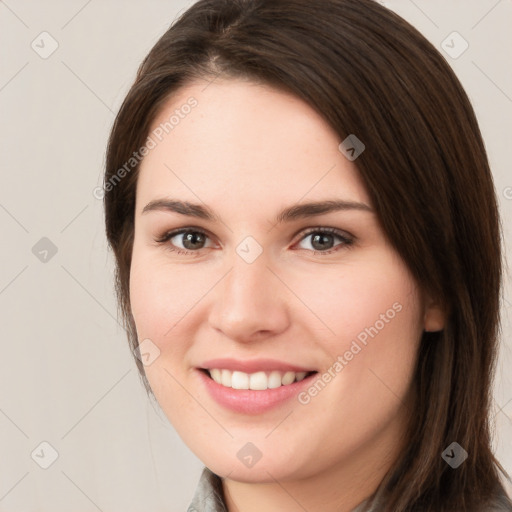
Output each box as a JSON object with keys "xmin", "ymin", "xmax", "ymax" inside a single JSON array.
[{"xmin": 103, "ymin": 0, "xmax": 510, "ymax": 510}]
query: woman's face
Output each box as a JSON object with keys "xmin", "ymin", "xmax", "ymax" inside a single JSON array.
[{"xmin": 130, "ymin": 78, "xmax": 440, "ymax": 483}]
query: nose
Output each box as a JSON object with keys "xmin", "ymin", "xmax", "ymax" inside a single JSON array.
[{"xmin": 207, "ymin": 252, "xmax": 291, "ymax": 344}]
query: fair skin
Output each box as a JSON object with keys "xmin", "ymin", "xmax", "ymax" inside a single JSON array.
[{"xmin": 129, "ymin": 78, "xmax": 445, "ymax": 512}]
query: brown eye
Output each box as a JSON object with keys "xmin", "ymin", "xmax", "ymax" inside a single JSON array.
[
  {"xmin": 179, "ymin": 231, "xmax": 208, "ymax": 250},
  {"xmin": 296, "ymin": 228, "xmax": 354, "ymax": 254},
  {"xmin": 155, "ymin": 228, "xmax": 213, "ymax": 254}
]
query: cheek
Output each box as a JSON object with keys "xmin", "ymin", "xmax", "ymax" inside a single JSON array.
[
  {"xmin": 128, "ymin": 252, "xmax": 194, "ymax": 401},
  {"xmin": 280, "ymin": 259, "xmax": 422, "ymax": 469},
  {"xmin": 129, "ymin": 250, "xmax": 196, "ymax": 407},
  {"xmin": 128, "ymin": 248, "xmax": 226, "ymax": 402},
  {"xmin": 286, "ymin": 254, "xmax": 422, "ymax": 350},
  {"xmin": 286, "ymin": 252, "xmax": 423, "ymax": 419},
  {"xmin": 129, "ymin": 249, "xmax": 209, "ymax": 344}
]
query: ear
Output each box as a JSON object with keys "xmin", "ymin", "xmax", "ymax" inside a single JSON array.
[{"xmin": 423, "ymin": 292, "xmax": 447, "ymax": 332}]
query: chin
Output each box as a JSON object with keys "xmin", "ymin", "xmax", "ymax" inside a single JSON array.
[{"xmin": 197, "ymin": 443, "xmax": 314, "ymax": 483}]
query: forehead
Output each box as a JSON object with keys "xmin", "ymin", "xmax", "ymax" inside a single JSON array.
[{"xmin": 136, "ymin": 79, "xmax": 370, "ymax": 214}]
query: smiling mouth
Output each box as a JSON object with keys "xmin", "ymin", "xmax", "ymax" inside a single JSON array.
[{"xmin": 200, "ymin": 368, "xmax": 318, "ymax": 390}]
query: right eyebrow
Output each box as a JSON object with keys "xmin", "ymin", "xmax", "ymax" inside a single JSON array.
[{"xmin": 141, "ymin": 199, "xmax": 219, "ymax": 222}]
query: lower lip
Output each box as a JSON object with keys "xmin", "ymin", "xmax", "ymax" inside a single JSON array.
[{"xmin": 197, "ymin": 369, "xmax": 317, "ymax": 414}]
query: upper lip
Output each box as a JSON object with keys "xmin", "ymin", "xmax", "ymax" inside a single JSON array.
[{"xmin": 199, "ymin": 358, "xmax": 316, "ymax": 374}]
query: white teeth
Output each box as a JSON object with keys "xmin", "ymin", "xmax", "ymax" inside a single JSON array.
[
  {"xmin": 210, "ymin": 368, "xmax": 222, "ymax": 384},
  {"xmin": 268, "ymin": 371, "xmax": 282, "ymax": 389},
  {"xmin": 206, "ymin": 368, "xmax": 311, "ymax": 390},
  {"xmin": 231, "ymin": 371, "xmax": 249, "ymax": 389},
  {"xmin": 249, "ymin": 371, "xmax": 267, "ymax": 390},
  {"xmin": 281, "ymin": 371, "xmax": 295, "ymax": 386},
  {"xmin": 221, "ymin": 369, "xmax": 232, "ymax": 387}
]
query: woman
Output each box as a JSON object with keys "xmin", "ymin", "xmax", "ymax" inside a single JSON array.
[{"xmin": 103, "ymin": 0, "xmax": 512, "ymax": 510}]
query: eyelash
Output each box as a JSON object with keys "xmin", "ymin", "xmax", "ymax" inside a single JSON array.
[{"xmin": 154, "ymin": 226, "xmax": 354, "ymax": 257}]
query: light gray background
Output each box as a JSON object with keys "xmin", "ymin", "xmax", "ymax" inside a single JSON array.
[{"xmin": 0, "ymin": 1, "xmax": 511, "ymax": 511}]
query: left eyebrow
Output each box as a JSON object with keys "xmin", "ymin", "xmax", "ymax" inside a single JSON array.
[
  {"xmin": 141, "ymin": 198, "xmax": 374, "ymax": 223},
  {"xmin": 274, "ymin": 199, "xmax": 374, "ymax": 224}
]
